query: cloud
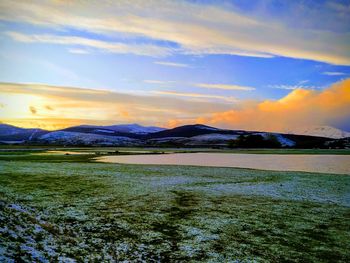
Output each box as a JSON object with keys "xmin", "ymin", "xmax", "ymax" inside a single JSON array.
[
  {"xmin": 322, "ymin": 71, "xmax": 347, "ymax": 76},
  {"xmin": 1, "ymin": 80, "xmax": 349, "ymax": 131},
  {"xmin": 29, "ymin": 106, "xmax": 37, "ymax": 115},
  {"xmin": 298, "ymin": 80, "xmax": 309, "ymax": 84},
  {"xmin": 45, "ymin": 105, "xmax": 54, "ymax": 111},
  {"xmin": 152, "ymin": 90, "xmax": 237, "ymax": 103},
  {"xmin": 195, "ymin": 79, "xmax": 350, "ymax": 132},
  {"xmin": 269, "ymin": 84, "xmax": 320, "ymax": 90},
  {"xmin": 68, "ymin": 48, "xmax": 90, "ymax": 54},
  {"xmin": 0, "ymin": 82, "xmax": 232, "ymax": 129},
  {"xmin": 0, "ymin": 1, "xmax": 349, "ymax": 64},
  {"xmin": 6, "ymin": 31, "xmax": 173, "ymax": 57},
  {"xmin": 145, "ymin": 80, "xmax": 255, "ymax": 91},
  {"xmin": 144, "ymin": 80, "xmax": 175, "ymax": 85},
  {"xmin": 154, "ymin": 61, "xmax": 190, "ymax": 68},
  {"xmin": 195, "ymin": 83, "xmax": 255, "ymax": 91}
]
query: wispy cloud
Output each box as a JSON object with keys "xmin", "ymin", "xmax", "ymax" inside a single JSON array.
[
  {"xmin": 6, "ymin": 31, "xmax": 173, "ymax": 57},
  {"xmin": 152, "ymin": 90, "xmax": 237, "ymax": 102},
  {"xmin": 144, "ymin": 80, "xmax": 176, "ymax": 85},
  {"xmin": 269, "ymin": 84, "xmax": 320, "ymax": 90},
  {"xmin": 195, "ymin": 83, "xmax": 255, "ymax": 91},
  {"xmin": 144, "ymin": 81, "xmax": 255, "ymax": 92},
  {"xmin": 1, "ymin": 1, "xmax": 349, "ymax": 64},
  {"xmin": 68, "ymin": 48, "xmax": 90, "ymax": 54},
  {"xmin": 322, "ymin": 71, "xmax": 347, "ymax": 76},
  {"xmin": 154, "ymin": 61, "xmax": 190, "ymax": 68}
]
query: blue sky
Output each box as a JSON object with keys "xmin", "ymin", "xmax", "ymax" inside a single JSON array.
[{"xmin": 0, "ymin": 0, "xmax": 349, "ymax": 131}]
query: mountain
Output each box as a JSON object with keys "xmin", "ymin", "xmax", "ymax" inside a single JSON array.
[
  {"xmin": 103, "ymin": 124, "xmax": 165, "ymax": 134},
  {"xmin": 146, "ymin": 124, "xmax": 240, "ymax": 139},
  {"xmin": 60, "ymin": 126, "xmax": 140, "ymax": 139},
  {"xmin": 0, "ymin": 124, "xmax": 48, "ymax": 143},
  {"xmin": 0, "ymin": 123, "xmax": 345, "ymax": 148},
  {"xmin": 0, "ymin": 123, "xmax": 26, "ymax": 135},
  {"xmin": 39, "ymin": 131, "xmax": 140, "ymax": 146},
  {"xmin": 285, "ymin": 125, "xmax": 350, "ymax": 139},
  {"xmin": 64, "ymin": 124, "xmax": 165, "ymax": 137},
  {"xmin": 144, "ymin": 124, "xmax": 299, "ymax": 147}
]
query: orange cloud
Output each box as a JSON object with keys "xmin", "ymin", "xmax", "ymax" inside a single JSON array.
[
  {"xmin": 196, "ymin": 79, "xmax": 350, "ymax": 132},
  {"xmin": 166, "ymin": 119, "xmax": 188, "ymax": 128}
]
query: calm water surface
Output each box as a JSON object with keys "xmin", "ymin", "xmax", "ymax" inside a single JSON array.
[{"xmin": 96, "ymin": 153, "xmax": 350, "ymax": 174}]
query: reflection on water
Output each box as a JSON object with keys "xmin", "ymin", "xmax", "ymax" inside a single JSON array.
[{"xmin": 96, "ymin": 153, "xmax": 350, "ymax": 174}]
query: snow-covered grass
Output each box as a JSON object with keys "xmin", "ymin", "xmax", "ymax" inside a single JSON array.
[
  {"xmin": 0, "ymin": 153, "xmax": 350, "ymax": 262},
  {"xmin": 39, "ymin": 131, "xmax": 140, "ymax": 146}
]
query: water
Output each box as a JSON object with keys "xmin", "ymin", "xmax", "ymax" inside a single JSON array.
[{"xmin": 96, "ymin": 153, "xmax": 350, "ymax": 174}]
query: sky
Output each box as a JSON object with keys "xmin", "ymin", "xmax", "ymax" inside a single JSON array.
[{"xmin": 0, "ymin": 0, "xmax": 349, "ymax": 132}]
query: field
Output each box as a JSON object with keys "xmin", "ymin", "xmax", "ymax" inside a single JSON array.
[{"xmin": 0, "ymin": 148, "xmax": 350, "ymax": 262}]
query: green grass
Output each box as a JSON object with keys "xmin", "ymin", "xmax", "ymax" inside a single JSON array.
[
  {"xmin": 0, "ymin": 150, "xmax": 350, "ymax": 262},
  {"xmin": 1, "ymin": 145, "xmax": 350, "ymax": 155}
]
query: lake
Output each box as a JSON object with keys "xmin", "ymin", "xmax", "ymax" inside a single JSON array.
[{"xmin": 96, "ymin": 152, "xmax": 350, "ymax": 174}]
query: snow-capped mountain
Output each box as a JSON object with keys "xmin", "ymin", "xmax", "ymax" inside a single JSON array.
[
  {"xmin": 104, "ymin": 124, "xmax": 165, "ymax": 134},
  {"xmin": 0, "ymin": 122, "xmax": 346, "ymax": 148},
  {"xmin": 77, "ymin": 124, "xmax": 165, "ymax": 134},
  {"xmin": 285, "ymin": 126, "xmax": 350, "ymax": 139}
]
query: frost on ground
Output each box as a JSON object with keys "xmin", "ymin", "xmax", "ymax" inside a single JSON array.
[
  {"xmin": 0, "ymin": 160, "xmax": 350, "ymax": 262},
  {"xmin": 0, "ymin": 199, "xmax": 66, "ymax": 262}
]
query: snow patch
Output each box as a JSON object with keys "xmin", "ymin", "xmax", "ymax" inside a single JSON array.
[
  {"xmin": 190, "ymin": 133, "xmax": 238, "ymax": 141},
  {"xmin": 285, "ymin": 125, "xmax": 350, "ymax": 139},
  {"xmin": 94, "ymin": 129, "xmax": 115, "ymax": 134},
  {"xmin": 39, "ymin": 131, "xmax": 139, "ymax": 146}
]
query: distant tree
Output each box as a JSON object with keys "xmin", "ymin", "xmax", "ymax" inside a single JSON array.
[
  {"xmin": 325, "ymin": 139, "xmax": 346, "ymax": 149},
  {"xmin": 265, "ymin": 134, "xmax": 282, "ymax": 148},
  {"xmin": 228, "ymin": 134, "xmax": 281, "ymax": 148}
]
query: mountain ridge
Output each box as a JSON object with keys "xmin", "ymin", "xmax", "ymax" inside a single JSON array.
[
  {"xmin": 0, "ymin": 123, "xmax": 349, "ymax": 148},
  {"xmin": 284, "ymin": 125, "xmax": 350, "ymax": 139}
]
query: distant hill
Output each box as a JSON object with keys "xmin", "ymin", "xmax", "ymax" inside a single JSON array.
[
  {"xmin": 60, "ymin": 124, "xmax": 166, "ymax": 139},
  {"xmin": 0, "ymin": 123, "xmax": 27, "ymax": 135},
  {"xmin": 0, "ymin": 124, "xmax": 48, "ymax": 143},
  {"xmin": 0, "ymin": 122, "xmax": 348, "ymax": 148},
  {"xmin": 104, "ymin": 124, "xmax": 165, "ymax": 134},
  {"xmin": 60, "ymin": 126, "xmax": 141, "ymax": 139},
  {"xmin": 285, "ymin": 125, "xmax": 350, "ymax": 139},
  {"xmin": 146, "ymin": 124, "xmax": 239, "ymax": 139},
  {"xmin": 39, "ymin": 131, "xmax": 141, "ymax": 146}
]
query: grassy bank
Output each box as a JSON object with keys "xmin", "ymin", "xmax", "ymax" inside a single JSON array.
[
  {"xmin": 0, "ymin": 151, "xmax": 349, "ymax": 262},
  {"xmin": 1, "ymin": 146, "xmax": 350, "ymax": 155}
]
